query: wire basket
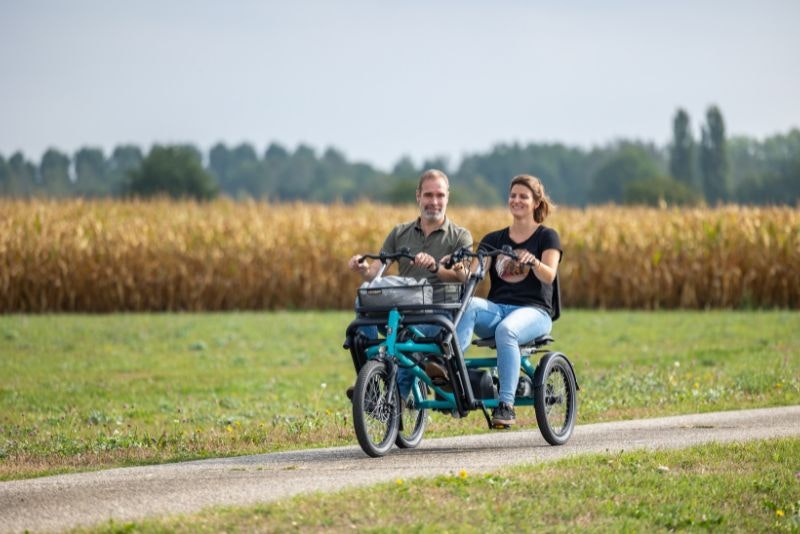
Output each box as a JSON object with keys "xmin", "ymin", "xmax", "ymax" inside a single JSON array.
[{"xmin": 356, "ymin": 282, "xmax": 463, "ymax": 314}]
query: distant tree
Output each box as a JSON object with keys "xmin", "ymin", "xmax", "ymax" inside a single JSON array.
[
  {"xmin": 74, "ymin": 147, "xmax": 108, "ymax": 197},
  {"xmin": 382, "ymin": 156, "xmax": 420, "ymax": 203},
  {"xmin": 108, "ymin": 145, "xmax": 143, "ymax": 195},
  {"xmin": 232, "ymin": 143, "xmax": 258, "ymax": 166},
  {"xmin": 699, "ymin": 105, "xmax": 730, "ymax": 204},
  {"xmin": 40, "ymin": 148, "xmax": 72, "ymax": 197},
  {"xmin": 264, "ymin": 142, "xmax": 290, "ymax": 163},
  {"xmin": 421, "ymin": 156, "xmax": 450, "ymax": 176},
  {"xmin": 127, "ymin": 145, "xmax": 217, "ymax": 200},
  {"xmin": 230, "ymin": 159, "xmax": 270, "ymax": 199},
  {"xmin": 263, "ymin": 143, "xmax": 290, "ymax": 199},
  {"xmin": 454, "ymin": 142, "xmax": 597, "ymax": 207},
  {"xmin": 208, "ymin": 142, "xmax": 231, "ymax": 187},
  {"xmin": 350, "ymin": 162, "xmax": 383, "ymax": 201},
  {"xmin": 669, "ymin": 109, "xmax": 695, "ymax": 187},
  {"xmin": 224, "ymin": 143, "xmax": 266, "ymax": 198},
  {"xmin": 589, "ymin": 145, "xmax": 661, "ymax": 204},
  {"xmin": 729, "ymin": 129, "xmax": 800, "ymax": 202},
  {"xmin": 0, "ymin": 155, "xmax": 9, "ymax": 195},
  {"xmin": 391, "ymin": 156, "xmax": 417, "ymax": 179},
  {"xmin": 322, "ymin": 147, "xmax": 346, "ymax": 168},
  {"xmin": 623, "ymin": 176, "xmax": 701, "ymax": 206},
  {"xmin": 5, "ymin": 152, "xmax": 36, "ymax": 197},
  {"xmin": 317, "ymin": 147, "xmax": 354, "ymax": 202},
  {"xmin": 734, "ymin": 151, "xmax": 800, "ymax": 205},
  {"xmin": 276, "ymin": 144, "xmax": 316, "ymax": 200},
  {"xmin": 452, "ymin": 174, "xmax": 501, "ymax": 206},
  {"xmin": 384, "ymin": 178, "xmax": 419, "ymax": 204}
]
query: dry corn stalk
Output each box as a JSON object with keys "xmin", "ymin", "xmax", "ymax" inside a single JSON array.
[{"xmin": 1, "ymin": 199, "xmax": 797, "ymax": 311}]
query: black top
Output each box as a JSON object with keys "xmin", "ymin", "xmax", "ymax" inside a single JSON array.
[{"xmin": 480, "ymin": 225, "xmax": 562, "ymax": 315}]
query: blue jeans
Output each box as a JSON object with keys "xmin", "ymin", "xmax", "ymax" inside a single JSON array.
[{"xmin": 456, "ymin": 298, "xmax": 552, "ymax": 405}]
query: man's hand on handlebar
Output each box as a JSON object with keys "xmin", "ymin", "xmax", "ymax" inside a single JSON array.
[
  {"xmin": 348, "ymin": 254, "xmax": 370, "ymax": 274},
  {"xmin": 348, "ymin": 254, "xmax": 376, "ymax": 281},
  {"xmin": 412, "ymin": 252, "xmax": 439, "ymax": 273}
]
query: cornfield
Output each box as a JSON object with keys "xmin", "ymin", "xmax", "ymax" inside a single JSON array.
[{"xmin": 1, "ymin": 199, "xmax": 798, "ymax": 311}]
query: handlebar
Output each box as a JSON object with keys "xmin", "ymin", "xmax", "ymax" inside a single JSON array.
[
  {"xmin": 357, "ymin": 244, "xmax": 531, "ymax": 276},
  {"xmin": 443, "ymin": 245, "xmax": 532, "ymax": 269},
  {"xmin": 357, "ymin": 246, "xmax": 415, "ymax": 265}
]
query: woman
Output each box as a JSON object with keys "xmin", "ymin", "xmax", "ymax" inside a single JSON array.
[{"xmin": 456, "ymin": 174, "xmax": 562, "ymax": 428}]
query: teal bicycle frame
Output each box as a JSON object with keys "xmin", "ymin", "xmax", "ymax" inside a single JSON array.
[
  {"xmin": 360, "ymin": 308, "xmax": 542, "ymax": 414},
  {"xmin": 346, "ymin": 246, "xmax": 577, "ymax": 454}
]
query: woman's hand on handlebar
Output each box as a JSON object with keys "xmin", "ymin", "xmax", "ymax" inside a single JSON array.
[{"xmin": 512, "ymin": 249, "xmax": 537, "ymax": 267}]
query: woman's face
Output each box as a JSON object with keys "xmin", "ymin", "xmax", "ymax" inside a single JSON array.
[{"xmin": 508, "ymin": 184, "xmax": 537, "ymax": 218}]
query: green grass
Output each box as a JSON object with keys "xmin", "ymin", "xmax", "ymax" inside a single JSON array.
[
  {"xmin": 83, "ymin": 437, "xmax": 800, "ymax": 533},
  {"xmin": 1, "ymin": 310, "xmax": 799, "ymax": 480}
]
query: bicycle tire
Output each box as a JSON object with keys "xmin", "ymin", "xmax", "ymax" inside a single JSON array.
[
  {"xmin": 533, "ymin": 352, "xmax": 577, "ymax": 445},
  {"xmin": 353, "ymin": 360, "xmax": 400, "ymax": 457}
]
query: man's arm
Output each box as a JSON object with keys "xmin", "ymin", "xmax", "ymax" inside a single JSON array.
[
  {"xmin": 348, "ymin": 254, "xmax": 390, "ymax": 282},
  {"xmin": 435, "ymin": 229, "xmax": 473, "ymax": 283}
]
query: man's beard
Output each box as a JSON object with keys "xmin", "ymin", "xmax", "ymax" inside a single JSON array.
[{"xmin": 421, "ymin": 207, "xmax": 444, "ymax": 222}]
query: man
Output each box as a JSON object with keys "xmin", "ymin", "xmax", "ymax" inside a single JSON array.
[{"xmin": 346, "ymin": 169, "xmax": 473, "ymax": 398}]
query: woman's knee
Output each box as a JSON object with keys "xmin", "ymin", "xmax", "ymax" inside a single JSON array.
[{"xmin": 494, "ymin": 321, "xmax": 519, "ymax": 344}]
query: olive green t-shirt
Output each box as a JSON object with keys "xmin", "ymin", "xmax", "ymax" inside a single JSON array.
[{"xmin": 381, "ymin": 217, "xmax": 473, "ymax": 283}]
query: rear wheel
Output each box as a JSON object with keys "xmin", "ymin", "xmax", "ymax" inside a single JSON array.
[
  {"xmin": 353, "ymin": 360, "xmax": 400, "ymax": 457},
  {"xmin": 533, "ymin": 353, "xmax": 577, "ymax": 445},
  {"xmin": 395, "ymin": 379, "xmax": 429, "ymax": 449}
]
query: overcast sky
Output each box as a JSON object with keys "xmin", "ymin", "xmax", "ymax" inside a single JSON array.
[{"xmin": 2, "ymin": 1, "xmax": 798, "ymax": 170}]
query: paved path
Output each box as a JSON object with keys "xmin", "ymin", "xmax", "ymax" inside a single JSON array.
[{"xmin": 2, "ymin": 405, "xmax": 799, "ymax": 533}]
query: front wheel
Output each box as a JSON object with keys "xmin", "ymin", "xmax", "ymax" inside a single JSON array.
[
  {"xmin": 353, "ymin": 360, "xmax": 400, "ymax": 457},
  {"xmin": 395, "ymin": 379, "xmax": 429, "ymax": 449},
  {"xmin": 533, "ymin": 352, "xmax": 577, "ymax": 445}
]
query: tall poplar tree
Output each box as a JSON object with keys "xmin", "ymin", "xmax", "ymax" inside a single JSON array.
[
  {"xmin": 669, "ymin": 108, "xmax": 695, "ymax": 187},
  {"xmin": 699, "ymin": 105, "xmax": 730, "ymax": 204}
]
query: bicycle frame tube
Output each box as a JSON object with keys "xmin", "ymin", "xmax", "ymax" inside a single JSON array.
[{"xmin": 348, "ymin": 247, "xmax": 530, "ymax": 416}]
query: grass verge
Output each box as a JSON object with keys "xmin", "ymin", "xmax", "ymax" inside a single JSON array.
[
  {"xmin": 2, "ymin": 310, "xmax": 799, "ymax": 480},
  {"xmin": 82, "ymin": 437, "xmax": 800, "ymax": 533}
]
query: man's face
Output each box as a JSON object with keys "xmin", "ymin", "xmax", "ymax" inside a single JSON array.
[{"xmin": 416, "ymin": 177, "xmax": 449, "ymax": 223}]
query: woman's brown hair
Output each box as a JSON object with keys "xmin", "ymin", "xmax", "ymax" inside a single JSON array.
[{"xmin": 510, "ymin": 174, "xmax": 555, "ymax": 223}]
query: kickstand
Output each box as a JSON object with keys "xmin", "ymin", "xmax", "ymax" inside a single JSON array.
[{"xmin": 479, "ymin": 403, "xmax": 493, "ymax": 429}]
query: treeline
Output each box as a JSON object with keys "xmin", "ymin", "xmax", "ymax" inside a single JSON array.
[{"xmin": 1, "ymin": 107, "xmax": 798, "ymax": 206}]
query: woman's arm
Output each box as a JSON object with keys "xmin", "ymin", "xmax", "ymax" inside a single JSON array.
[
  {"xmin": 514, "ymin": 247, "xmax": 559, "ymax": 285},
  {"xmin": 530, "ymin": 248, "xmax": 559, "ymax": 285}
]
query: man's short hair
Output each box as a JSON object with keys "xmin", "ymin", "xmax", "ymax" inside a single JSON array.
[{"xmin": 417, "ymin": 169, "xmax": 449, "ymax": 192}]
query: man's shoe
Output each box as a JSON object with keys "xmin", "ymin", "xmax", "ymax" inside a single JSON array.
[
  {"xmin": 346, "ymin": 385, "xmax": 354, "ymax": 401},
  {"xmin": 424, "ymin": 360, "xmax": 452, "ymax": 392},
  {"xmin": 491, "ymin": 402, "xmax": 516, "ymax": 428}
]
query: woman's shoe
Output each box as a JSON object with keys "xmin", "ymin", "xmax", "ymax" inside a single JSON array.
[{"xmin": 491, "ymin": 402, "xmax": 516, "ymax": 428}]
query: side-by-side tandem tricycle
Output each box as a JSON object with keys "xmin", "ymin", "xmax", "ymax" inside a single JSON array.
[{"xmin": 344, "ymin": 246, "xmax": 578, "ymax": 457}]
